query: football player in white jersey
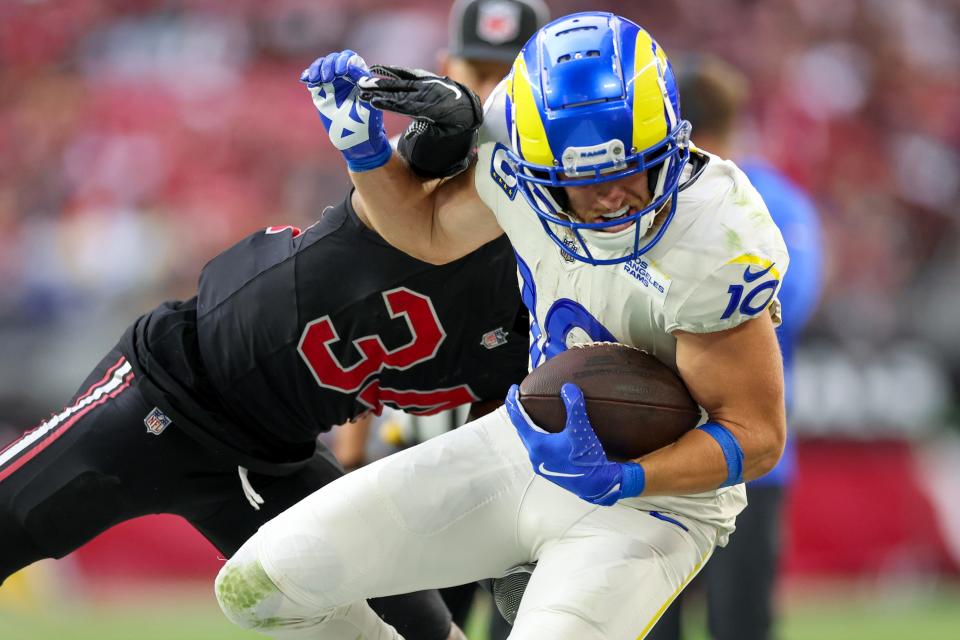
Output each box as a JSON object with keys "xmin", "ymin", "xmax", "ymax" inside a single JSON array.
[{"xmin": 216, "ymin": 12, "xmax": 789, "ymax": 640}]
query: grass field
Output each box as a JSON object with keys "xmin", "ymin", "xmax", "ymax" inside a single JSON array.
[
  {"xmin": 663, "ymin": 580, "xmax": 960, "ymax": 640},
  {"xmin": 2, "ymin": 578, "xmax": 959, "ymax": 639}
]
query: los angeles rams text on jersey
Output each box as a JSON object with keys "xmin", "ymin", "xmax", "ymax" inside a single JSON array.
[{"xmin": 475, "ymin": 84, "xmax": 789, "ymax": 537}]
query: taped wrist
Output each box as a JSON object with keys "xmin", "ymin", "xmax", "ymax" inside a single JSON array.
[
  {"xmin": 345, "ymin": 143, "xmax": 393, "ymax": 173},
  {"xmin": 697, "ymin": 421, "xmax": 744, "ymax": 487},
  {"xmin": 399, "ymin": 121, "xmax": 478, "ymax": 179},
  {"xmin": 620, "ymin": 462, "xmax": 646, "ymax": 498}
]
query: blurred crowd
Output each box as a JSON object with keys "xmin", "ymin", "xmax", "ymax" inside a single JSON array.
[{"xmin": 1, "ymin": 0, "xmax": 958, "ymax": 435}]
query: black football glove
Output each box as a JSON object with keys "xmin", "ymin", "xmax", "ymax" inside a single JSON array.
[
  {"xmin": 357, "ymin": 65, "xmax": 483, "ymax": 178},
  {"xmin": 358, "ymin": 65, "xmax": 482, "ymax": 135}
]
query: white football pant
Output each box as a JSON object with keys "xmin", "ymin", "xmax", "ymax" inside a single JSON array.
[{"xmin": 216, "ymin": 407, "xmax": 720, "ymax": 639}]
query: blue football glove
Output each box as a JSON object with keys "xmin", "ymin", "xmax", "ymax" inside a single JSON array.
[
  {"xmin": 300, "ymin": 50, "xmax": 391, "ymax": 172},
  {"xmin": 505, "ymin": 383, "xmax": 646, "ymax": 506}
]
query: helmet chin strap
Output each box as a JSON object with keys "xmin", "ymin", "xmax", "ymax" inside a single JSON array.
[
  {"xmin": 647, "ymin": 160, "xmax": 678, "ymax": 229},
  {"xmin": 635, "ymin": 207, "xmax": 657, "ymax": 237},
  {"xmin": 650, "ymin": 155, "xmax": 672, "ymax": 202}
]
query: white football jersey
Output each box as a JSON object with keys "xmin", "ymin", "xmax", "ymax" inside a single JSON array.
[{"xmin": 475, "ymin": 85, "xmax": 789, "ymax": 538}]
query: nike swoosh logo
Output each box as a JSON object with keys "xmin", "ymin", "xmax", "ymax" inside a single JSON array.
[
  {"xmin": 595, "ymin": 483, "xmax": 621, "ymax": 503},
  {"xmin": 538, "ymin": 463, "xmax": 585, "ymax": 478},
  {"xmin": 424, "ymin": 78, "xmax": 462, "ymax": 99},
  {"xmin": 743, "ymin": 264, "xmax": 773, "ymax": 282}
]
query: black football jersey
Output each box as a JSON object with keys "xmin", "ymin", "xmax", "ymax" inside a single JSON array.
[{"xmin": 129, "ymin": 192, "xmax": 527, "ymax": 468}]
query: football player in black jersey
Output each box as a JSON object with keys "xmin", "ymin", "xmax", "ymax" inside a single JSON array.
[
  {"xmin": 0, "ymin": 3, "xmax": 544, "ymax": 639},
  {"xmin": 0, "ymin": 204, "xmax": 528, "ymax": 639}
]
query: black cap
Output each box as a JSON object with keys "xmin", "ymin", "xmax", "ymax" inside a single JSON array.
[{"xmin": 448, "ymin": 0, "xmax": 550, "ymax": 63}]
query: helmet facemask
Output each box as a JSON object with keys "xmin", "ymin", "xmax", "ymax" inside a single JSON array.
[
  {"xmin": 511, "ymin": 121, "xmax": 691, "ymax": 265},
  {"xmin": 503, "ymin": 12, "xmax": 691, "ymax": 265}
]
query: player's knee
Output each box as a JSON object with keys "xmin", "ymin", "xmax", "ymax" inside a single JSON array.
[
  {"xmin": 216, "ymin": 543, "xmax": 400, "ymax": 638},
  {"xmin": 215, "ymin": 540, "xmax": 300, "ymax": 631},
  {"xmin": 215, "ymin": 555, "xmax": 277, "ymax": 630}
]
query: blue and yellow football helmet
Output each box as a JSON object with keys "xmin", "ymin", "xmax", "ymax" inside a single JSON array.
[{"xmin": 504, "ymin": 12, "xmax": 691, "ymax": 265}]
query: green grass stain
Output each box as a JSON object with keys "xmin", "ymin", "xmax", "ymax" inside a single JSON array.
[
  {"xmin": 722, "ymin": 225, "xmax": 743, "ymax": 252},
  {"xmin": 217, "ymin": 561, "xmax": 283, "ymax": 628},
  {"xmin": 732, "ymin": 184, "xmax": 752, "ymax": 208},
  {"xmin": 732, "ymin": 182, "xmax": 772, "ymax": 226}
]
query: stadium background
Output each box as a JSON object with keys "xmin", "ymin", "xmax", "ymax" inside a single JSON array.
[{"xmin": 1, "ymin": 0, "xmax": 958, "ymax": 638}]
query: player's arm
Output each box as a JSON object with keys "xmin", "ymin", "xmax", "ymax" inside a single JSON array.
[
  {"xmin": 352, "ymin": 159, "xmax": 499, "ymax": 265},
  {"xmin": 467, "ymin": 398, "xmax": 507, "ymax": 422},
  {"xmin": 301, "ymin": 51, "xmax": 500, "ymax": 265},
  {"xmin": 638, "ymin": 313, "xmax": 786, "ymax": 495},
  {"xmin": 504, "ymin": 313, "xmax": 785, "ymax": 506},
  {"xmin": 332, "ymin": 414, "xmax": 373, "ymax": 472}
]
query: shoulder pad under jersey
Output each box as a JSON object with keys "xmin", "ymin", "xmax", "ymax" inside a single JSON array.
[{"xmin": 665, "ymin": 155, "xmax": 790, "ymax": 334}]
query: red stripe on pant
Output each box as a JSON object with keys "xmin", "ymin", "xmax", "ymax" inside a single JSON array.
[
  {"xmin": 0, "ymin": 356, "xmax": 127, "ymax": 460},
  {"xmin": 0, "ymin": 364, "xmax": 134, "ymax": 483}
]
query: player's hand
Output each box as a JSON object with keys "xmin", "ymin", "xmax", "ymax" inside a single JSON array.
[
  {"xmin": 300, "ymin": 50, "xmax": 391, "ymax": 172},
  {"xmin": 505, "ymin": 383, "xmax": 646, "ymax": 506},
  {"xmin": 359, "ymin": 65, "xmax": 482, "ymax": 179},
  {"xmin": 357, "ymin": 65, "xmax": 482, "ymax": 137}
]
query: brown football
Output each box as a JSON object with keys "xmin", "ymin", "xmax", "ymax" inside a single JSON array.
[{"xmin": 518, "ymin": 343, "xmax": 701, "ymax": 460}]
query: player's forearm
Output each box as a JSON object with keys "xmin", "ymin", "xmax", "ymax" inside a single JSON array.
[
  {"xmin": 636, "ymin": 416, "xmax": 785, "ymax": 496},
  {"xmin": 354, "ymin": 158, "xmax": 501, "ymax": 265},
  {"xmin": 333, "ymin": 414, "xmax": 373, "ymax": 471},
  {"xmin": 649, "ymin": 315, "xmax": 786, "ymax": 495},
  {"xmin": 351, "ymin": 154, "xmax": 441, "ymax": 261},
  {"xmin": 301, "ymin": 51, "xmax": 446, "ymax": 261}
]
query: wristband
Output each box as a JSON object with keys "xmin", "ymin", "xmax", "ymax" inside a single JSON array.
[
  {"xmin": 620, "ymin": 461, "xmax": 646, "ymax": 498},
  {"xmin": 346, "ymin": 143, "xmax": 392, "ymax": 173},
  {"xmin": 697, "ymin": 421, "xmax": 744, "ymax": 487}
]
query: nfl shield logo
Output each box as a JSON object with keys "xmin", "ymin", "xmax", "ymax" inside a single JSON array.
[
  {"xmin": 144, "ymin": 407, "xmax": 172, "ymax": 435},
  {"xmin": 481, "ymin": 327, "xmax": 509, "ymax": 349},
  {"xmin": 477, "ymin": 0, "xmax": 521, "ymax": 44}
]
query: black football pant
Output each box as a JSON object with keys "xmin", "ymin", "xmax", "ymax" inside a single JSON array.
[
  {"xmin": 0, "ymin": 344, "xmax": 452, "ymax": 640},
  {"xmin": 646, "ymin": 483, "xmax": 786, "ymax": 640}
]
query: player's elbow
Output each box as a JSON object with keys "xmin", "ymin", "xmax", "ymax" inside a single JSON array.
[
  {"xmin": 752, "ymin": 437, "xmax": 784, "ymax": 478},
  {"xmin": 748, "ymin": 415, "xmax": 786, "ymax": 478}
]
